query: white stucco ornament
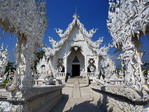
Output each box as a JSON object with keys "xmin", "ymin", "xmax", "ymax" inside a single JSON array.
[
  {"xmin": 100, "ymin": 55, "xmax": 116, "ymax": 82},
  {"xmin": 147, "ymin": 71, "xmax": 149, "ymax": 85},
  {"xmin": 0, "ymin": 101, "xmax": 23, "ymax": 111},
  {"xmin": 107, "ymin": 0, "xmax": 149, "ymax": 92},
  {"xmin": 0, "ymin": 0, "xmax": 47, "ymax": 95},
  {"xmin": 36, "ymin": 56, "xmax": 53, "ymax": 81},
  {"xmin": 0, "ymin": 44, "xmax": 8, "ymax": 81}
]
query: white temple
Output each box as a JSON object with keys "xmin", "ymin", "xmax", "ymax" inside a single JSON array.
[
  {"xmin": 42, "ymin": 13, "xmax": 108, "ymax": 80},
  {"xmin": 0, "ymin": 0, "xmax": 148, "ymax": 111}
]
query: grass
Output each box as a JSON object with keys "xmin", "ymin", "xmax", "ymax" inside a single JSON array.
[{"xmin": 0, "ymin": 80, "xmax": 8, "ymax": 89}]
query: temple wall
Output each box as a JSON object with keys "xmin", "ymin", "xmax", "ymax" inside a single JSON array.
[
  {"xmin": 86, "ymin": 55, "xmax": 99, "ymax": 71},
  {"xmin": 0, "ymin": 86, "xmax": 63, "ymax": 112}
]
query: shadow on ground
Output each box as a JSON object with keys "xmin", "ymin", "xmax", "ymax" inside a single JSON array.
[
  {"xmin": 65, "ymin": 100, "xmax": 104, "ymax": 112},
  {"xmin": 50, "ymin": 94, "xmax": 69, "ymax": 112},
  {"xmin": 50, "ymin": 94, "xmax": 104, "ymax": 112}
]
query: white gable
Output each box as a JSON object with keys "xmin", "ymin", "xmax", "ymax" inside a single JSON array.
[{"xmin": 68, "ymin": 25, "xmax": 85, "ymax": 41}]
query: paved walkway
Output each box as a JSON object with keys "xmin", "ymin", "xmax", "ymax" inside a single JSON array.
[{"xmin": 50, "ymin": 77, "xmax": 102, "ymax": 112}]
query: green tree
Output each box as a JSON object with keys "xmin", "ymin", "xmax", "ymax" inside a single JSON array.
[
  {"xmin": 34, "ymin": 50, "xmax": 45, "ymax": 60},
  {"xmin": 5, "ymin": 62, "xmax": 16, "ymax": 74}
]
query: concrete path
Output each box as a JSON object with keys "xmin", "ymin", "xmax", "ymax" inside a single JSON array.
[
  {"xmin": 50, "ymin": 78, "xmax": 102, "ymax": 112},
  {"xmin": 72, "ymin": 78, "xmax": 81, "ymax": 98}
]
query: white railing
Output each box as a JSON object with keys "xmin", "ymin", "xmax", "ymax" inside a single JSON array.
[
  {"xmin": 34, "ymin": 79, "xmax": 45, "ymax": 85},
  {"xmin": 87, "ymin": 72, "xmax": 97, "ymax": 79},
  {"xmin": 55, "ymin": 72, "xmax": 66, "ymax": 79},
  {"xmin": 108, "ymin": 79, "xmax": 125, "ymax": 85}
]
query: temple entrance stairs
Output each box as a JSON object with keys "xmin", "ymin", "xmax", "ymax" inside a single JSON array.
[{"xmin": 64, "ymin": 76, "xmax": 89, "ymax": 87}]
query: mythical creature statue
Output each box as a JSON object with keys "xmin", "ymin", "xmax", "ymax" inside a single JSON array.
[
  {"xmin": 55, "ymin": 28, "xmax": 64, "ymax": 37},
  {"xmin": 36, "ymin": 56, "xmax": 54, "ymax": 85},
  {"xmin": 88, "ymin": 28, "xmax": 98, "ymax": 38},
  {"xmin": 100, "ymin": 55, "xmax": 116, "ymax": 83}
]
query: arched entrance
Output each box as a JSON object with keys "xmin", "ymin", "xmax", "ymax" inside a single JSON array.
[
  {"xmin": 72, "ymin": 56, "xmax": 80, "ymax": 76},
  {"xmin": 67, "ymin": 47, "xmax": 85, "ymax": 77}
]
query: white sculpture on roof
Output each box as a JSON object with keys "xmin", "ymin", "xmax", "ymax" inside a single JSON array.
[
  {"xmin": 54, "ymin": 13, "xmax": 98, "ymax": 39},
  {"xmin": 86, "ymin": 37, "xmax": 103, "ymax": 48}
]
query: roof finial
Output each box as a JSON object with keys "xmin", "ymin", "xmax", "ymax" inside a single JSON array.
[
  {"xmin": 73, "ymin": 6, "xmax": 79, "ymax": 19},
  {"xmin": 75, "ymin": 6, "xmax": 77, "ymax": 14}
]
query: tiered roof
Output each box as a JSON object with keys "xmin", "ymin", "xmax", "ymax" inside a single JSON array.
[{"xmin": 44, "ymin": 13, "xmax": 107, "ymax": 57}]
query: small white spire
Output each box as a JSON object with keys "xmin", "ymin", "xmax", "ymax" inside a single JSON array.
[{"xmin": 73, "ymin": 7, "xmax": 79, "ymax": 19}]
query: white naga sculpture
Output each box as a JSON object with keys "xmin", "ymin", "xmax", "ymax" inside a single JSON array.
[
  {"xmin": 99, "ymin": 0, "xmax": 149, "ymax": 111},
  {"xmin": 107, "ymin": 0, "xmax": 149, "ymax": 92},
  {"xmin": 0, "ymin": 44, "xmax": 8, "ymax": 82}
]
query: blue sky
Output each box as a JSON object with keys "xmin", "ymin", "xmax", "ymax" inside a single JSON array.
[{"xmin": 0, "ymin": 0, "xmax": 149, "ymax": 67}]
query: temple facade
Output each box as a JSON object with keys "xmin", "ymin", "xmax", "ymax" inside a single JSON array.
[{"xmin": 43, "ymin": 13, "xmax": 108, "ymax": 79}]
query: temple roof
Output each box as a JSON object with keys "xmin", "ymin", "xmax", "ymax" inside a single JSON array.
[
  {"xmin": 55, "ymin": 13, "xmax": 97, "ymax": 39},
  {"xmin": 43, "ymin": 13, "xmax": 106, "ymax": 57}
]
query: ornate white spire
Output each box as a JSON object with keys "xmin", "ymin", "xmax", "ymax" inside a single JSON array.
[
  {"xmin": 73, "ymin": 12, "xmax": 79, "ymax": 20},
  {"xmin": 73, "ymin": 7, "xmax": 79, "ymax": 20}
]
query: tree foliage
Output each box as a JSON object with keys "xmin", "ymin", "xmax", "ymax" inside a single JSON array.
[
  {"xmin": 34, "ymin": 50, "xmax": 45, "ymax": 60},
  {"xmin": 5, "ymin": 62, "xmax": 16, "ymax": 74}
]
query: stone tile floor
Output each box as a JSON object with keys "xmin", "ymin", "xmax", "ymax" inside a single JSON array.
[{"xmin": 50, "ymin": 78, "xmax": 103, "ymax": 112}]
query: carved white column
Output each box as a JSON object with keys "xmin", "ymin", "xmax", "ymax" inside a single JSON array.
[
  {"xmin": 84, "ymin": 55, "xmax": 88, "ymax": 78},
  {"xmin": 5, "ymin": 37, "xmax": 32, "ymax": 97},
  {"xmin": 16, "ymin": 37, "xmax": 35, "ymax": 91},
  {"xmin": 96, "ymin": 56, "xmax": 99, "ymax": 74},
  {"xmin": 119, "ymin": 38, "xmax": 145, "ymax": 91},
  {"xmin": 65, "ymin": 56, "xmax": 67, "ymax": 75},
  {"xmin": 107, "ymin": 0, "xmax": 149, "ymax": 91}
]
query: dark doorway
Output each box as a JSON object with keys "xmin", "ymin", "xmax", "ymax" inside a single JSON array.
[{"xmin": 72, "ymin": 65, "xmax": 80, "ymax": 76}]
